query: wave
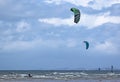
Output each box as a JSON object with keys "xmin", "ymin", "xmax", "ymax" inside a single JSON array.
[{"xmin": 0, "ymin": 72, "xmax": 120, "ymax": 80}]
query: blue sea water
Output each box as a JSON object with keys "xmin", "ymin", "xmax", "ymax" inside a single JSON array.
[{"xmin": 0, "ymin": 70, "xmax": 120, "ymax": 82}]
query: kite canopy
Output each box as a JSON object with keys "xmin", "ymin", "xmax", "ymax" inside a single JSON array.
[
  {"xmin": 70, "ymin": 8, "xmax": 80, "ymax": 23},
  {"xmin": 83, "ymin": 41, "xmax": 89, "ymax": 50}
]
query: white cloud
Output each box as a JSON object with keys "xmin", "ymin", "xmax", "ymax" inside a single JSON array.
[
  {"xmin": 38, "ymin": 16, "xmax": 75, "ymax": 27},
  {"xmin": 45, "ymin": 0, "xmax": 92, "ymax": 6},
  {"xmin": 89, "ymin": 0, "xmax": 120, "ymax": 10},
  {"xmin": 1, "ymin": 39, "xmax": 49, "ymax": 51},
  {"xmin": 46, "ymin": 32, "xmax": 61, "ymax": 37},
  {"xmin": 38, "ymin": 12, "xmax": 120, "ymax": 29},
  {"xmin": 1, "ymin": 38, "xmax": 79, "ymax": 52},
  {"xmin": 44, "ymin": 0, "xmax": 62, "ymax": 5},
  {"xmin": 44, "ymin": 0, "xmax": 120, "ymax": 10},
  {"xmin": 66, "ymin": 39, "xmax": 77, "ymax": 48},
  {"xmin": 16, "ymin": 21, "xmax": 30, "ymax": 32},
  {"xmin": 81, "ymin": 12, "xmax": 120, "ymax": 29},
  {"xmin": 94, "ymin": 41, "xmax": 119, "ymax": 55},
  {"xmin": 1, "ymin": 37, "xmax": 119, "ymax": 55},
  {"xmin": 2, "ymin": 41, "xmax": 34, "ymax": 51},
  {"xmin": 1, "ymin": 39, "xmax": 44, "ymax": 52}
]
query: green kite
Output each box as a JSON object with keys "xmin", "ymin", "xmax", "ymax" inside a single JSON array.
[{"xmin": 70, "ymin": 8, "xmax": 81, "ymax": 23}]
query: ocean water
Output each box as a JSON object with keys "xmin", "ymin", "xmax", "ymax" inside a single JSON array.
[{"xmin": 0, "ymin": 70, "xmax": 120, "ymax": 82}]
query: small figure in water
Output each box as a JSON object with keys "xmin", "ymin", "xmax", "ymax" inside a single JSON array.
[
  {"xmin": 98, "ymin": 68, "xmax": 101, "ymax": 71},
  {"xmin": 111, "ymin": 65, "xmax": 114, "ymax": 73},
  {"xmin": 28, "ymin": 74, "xmax": 32, "ymax": 77}
]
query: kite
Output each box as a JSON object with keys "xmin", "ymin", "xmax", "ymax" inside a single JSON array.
[
  {"xmin": 83, "ymin": 41, "xmax": 89, "ymax": 50},
  {"xmin": 70, "ymin": 8, "xmax": 81, "ymax": 23}
]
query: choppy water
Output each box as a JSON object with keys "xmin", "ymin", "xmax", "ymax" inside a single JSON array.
[{"xmin": 0, "ymin": 70, "xmax": 120, "ymax": 80}]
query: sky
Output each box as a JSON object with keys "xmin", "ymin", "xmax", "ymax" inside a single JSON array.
[{"xmin": 0, "ymin": 0, "xmax": 120, "ymax": 70}]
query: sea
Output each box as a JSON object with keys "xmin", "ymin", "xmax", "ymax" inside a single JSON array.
[{"xmin": 0, "ymin": 70, "xmax": 120, "ymax": 82}]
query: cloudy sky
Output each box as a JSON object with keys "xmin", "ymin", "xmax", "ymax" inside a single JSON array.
[{"xmin": 0, "ymin": 0, "xmax": 120, "ymax": 70}]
